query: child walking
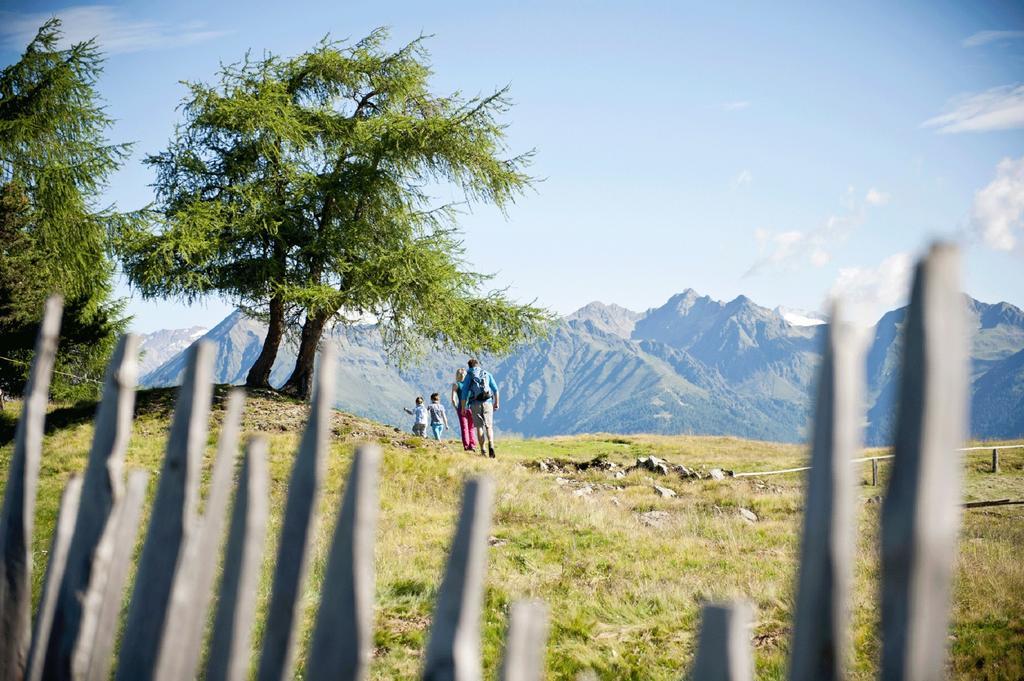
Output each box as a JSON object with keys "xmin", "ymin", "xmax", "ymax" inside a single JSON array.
[
  {"xmin": 451, "ymin": 368, "xmax": 477, "ymax": 451},
  {"xmin": 427, "ymin": 393, "xmax": 449, "ymax": 440},
  {"xmin": 404, "ymin": 396, "xmax": 428, "ymax": 436}
]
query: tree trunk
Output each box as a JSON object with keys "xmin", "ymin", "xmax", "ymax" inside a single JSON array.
[
  {"xmin": 280, "ymin": 310, "xmax": 330, "ymax": 400},
  {"xmin": 245, "ymin": 295, "xmax": 285, "ymax": 389}
]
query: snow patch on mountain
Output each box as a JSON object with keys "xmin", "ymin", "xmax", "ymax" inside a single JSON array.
[{"xmin": 774, "ymin": 306, "xmax": 826, "ymax": 327}]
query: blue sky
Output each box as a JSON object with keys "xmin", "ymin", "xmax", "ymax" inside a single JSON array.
[{"xmin": 2, "ymin": 0, "xmax": 1023, "ymax": 332}]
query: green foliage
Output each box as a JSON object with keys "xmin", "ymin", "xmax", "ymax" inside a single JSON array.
[
  {"xmin": 117, "ymin": 29, "xmax": 551, "ymax": 369},
  {"xmin": 0, "ymin": 19, "xmax": 133, "ymax": 400}
]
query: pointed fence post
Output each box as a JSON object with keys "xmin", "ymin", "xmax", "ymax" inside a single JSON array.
[
  {"xmin": 116, "ymin": 342, "xmax": 214, "ymax": 681},
  {"xmin": 690, "ymin": 601, "xmax": 753, "ymax": 681},
  {"xmin": 25, "ymin": 476, "xmax": 82, "ymax": 681},
  {"xmin": 423, "ymin": 476, "xmax": 496, "ymax": 681},
  {"xmin": 0, "ymin": 296, "xmax": 61, "ymax": 681},
  {"xmin": 307, "ymin": 444, "xmax": 383, "ymax": 680},
  {"xmin": 80, "ymin": 470, "xmax": 149, "ymax": 681},
  {"xmin": 788, "ymin": 302, "xmax": 860, "ymax": 681},
  {"xmin": 880, "ymin": 243, "xmax": 967, "ymax": 681},
  {"xmin": 257, "ymin": 347, "xmax": 336, "ymax": 681},
  {"xmin": 154, "ymin": 389, "xmax": 246, "ymax": 681},
  {"xmin": 206, "ymin": 438, "xmax": 270, "ymax": 681},
  {"xmin": 41, "ymin": 333, "xmax": 139, "ymax": 680},
  {"xmin": 499, "ymin": 600, "xmax": 549, "ymax": 681}
]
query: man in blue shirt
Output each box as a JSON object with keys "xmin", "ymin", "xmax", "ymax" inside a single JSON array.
[{"xmin": 459, "ymin": 358, "xmax": 500, "ymax": 458}]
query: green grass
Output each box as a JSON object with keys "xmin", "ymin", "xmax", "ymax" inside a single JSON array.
[{"xmin": 1, "ymin": 389, "xmax": 1022, "ymax": 679}]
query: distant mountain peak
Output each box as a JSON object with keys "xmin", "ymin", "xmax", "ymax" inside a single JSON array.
[{"xmin": 567, "ymin": 301, "xmax": 642, "ymax": 339}]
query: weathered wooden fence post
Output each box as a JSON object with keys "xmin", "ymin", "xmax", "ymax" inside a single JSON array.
[
  {"xmin": 307, "ymin": 444, "xmax": 383, "ymax": 680},
  {"xmin": 40, "ymin": 324, "xmax": 140, "ymax": 681},
  {"xmin": 0, "ymin": 295, "xmax": 61, "ymax": 681},
  {"xmin": 499, "ymin": 599, "xmax": 549, "ymax": 681},
  {"xmin": 871, "ymin": 458, "xmax": 879, "ymax": 487},
  {"xmin": 880, "ymin": 243, "xmax": 967, "ymax": 681},
  {"xmin": 154, "ymin": 388, "xmax": 245, "ymax": 681},
  {"xmin": 788, "ymin": 301, "xmax": 860, "ymax": 681},
  {"xmin": 79, "ymin": 470, "xmax": 148, "ymax": 681},
  {"xmin": 991, "ymin": 448, "xmax": 998, "ymax": 474},
  {"xmin": 690, "ymin": 601, "xmax": 753, "ymax": 681},
  {"xmin": 115, "ymin": 342, "xmax": 214, "ymax": 681},
  {"xmin": 25, "ymin": 476, "xmax": 81, "ymax": 681},
  {"xmin": 257, "ymin": 346, "xmax": 336, "ymax": 681},
  {"xmin": 205, "ymin": 437, "xmax": 270, "ymax": 681},
  {"xmin": 423, "ymin": 476, "xmax": 496, "ymax": 681}
]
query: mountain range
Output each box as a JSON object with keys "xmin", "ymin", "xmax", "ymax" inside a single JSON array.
[{"xmin": 138, "ymin": 290, "xmax": 1024, "ymax": 444}]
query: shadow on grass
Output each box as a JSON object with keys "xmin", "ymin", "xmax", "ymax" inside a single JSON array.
[{"xmin": 0, "ymin": 384, "xmax": 255, "ymax": 446}]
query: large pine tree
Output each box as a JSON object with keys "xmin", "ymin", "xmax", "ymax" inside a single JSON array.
[
  {"xmin": 0, "ymin": 19, "xmax": 135, "ymax": 401},
  {"xmin": 118, "ymin": 30, "xmax": 550, "ymax": 398}
]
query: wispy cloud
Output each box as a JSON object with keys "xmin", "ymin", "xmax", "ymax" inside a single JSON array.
[
  {"xmin": 963, "ymin": 30, "xmax": 1024, "ymax": 48},
  {"xmin": 722, "ymin": 100, "xmax": 751, "ymax": 111},
  {"xmin": 746, "ymin": 186, "xmax": 887, "ymax": 275},
  {"xmin": 0, "ymin": 5, "xmax": 230, "ymax": 55},
  {"xmin": 923, "ymin": 84, "xmax": 1024, "ymax": 133},
  {"xmin": 865, "ymin": 188, "xmax": 891, "ymax": 206},
  {"xmin": 828, "ymin": 252, "xmax": 913, "ymax": 327},
  {"xmin": 731, "ymin": 169, "xmax": 753, "ymax": 190},
  {"xmin": 972, "ymin": 156, "xmax": 1024, "ymax": 252}
]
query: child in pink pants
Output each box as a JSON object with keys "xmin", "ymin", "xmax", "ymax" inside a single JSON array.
[{"xmin": 451, "ymin": 368, "xmax": 477, "ymax": 451}]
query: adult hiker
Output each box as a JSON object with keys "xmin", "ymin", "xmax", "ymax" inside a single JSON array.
[
  {"xmin": 459, "ymin": 358, "xmax": 500, "ymax": 458},
  {"xmin": 451, "ymin": 367, "xmax": 477, "ymax": 452}
]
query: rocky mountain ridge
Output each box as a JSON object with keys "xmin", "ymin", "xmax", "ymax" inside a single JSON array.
[{"xmin": 139, "ymin": 291, "xmax": 1024, "ymax": 444}]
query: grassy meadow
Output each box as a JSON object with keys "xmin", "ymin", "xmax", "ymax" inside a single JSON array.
[{"xmin": 1, "ymin": 388, "xmax": 1022, "ymax": 680}]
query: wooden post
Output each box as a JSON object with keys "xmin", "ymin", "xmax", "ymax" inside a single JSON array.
[
  {"xmin": 690, "ymin": 601, "xmax": 753, "ymax": 681},
  {"xmin": 991, "ymin": 448, "xmax": 999, "ymax": 474},
  {"xmin": 307, "ymin": 444, "xmax": 383, "ymax": 680},
  {"xmin": 25, "ymin": 476, "xmax": 82, "ymax": 681},
  {"xmin": 499, "ymin": 600, "xmax": 549, "ymax": 681},
  {"xmin": 257, "ymin": 346, "xmax": 336, "ymax": 681},
  {"xmin": 154, "ymin": 389, "xmax": 245, "ymax": 681},
  {"xmin": 206, "ymin": 438, "xmax": 269, "ymax": 681},
  {"xmin": 80, "ymin": 470, "xmax": 149, "ymax": 681},
  {"xmin": 116, "ymin": 342, "xmax": 214, "ymax": 681},
  {"xmin": 42, "ymin": 329, "xmax": 139, "ymax": 681},
  {"xmin": 880, "ymin": 243, "xmax": 967, "ymax": 681},
  {"xmin": 0, "ymin": 296, "xmax": 62, "ymax": 681},
  {"xmin": 423, "ymin": 476, "xmax": 495, "ymax": 681},
  {"xmin": 788, "ymin": 302, "xmax": 860, "ymax": 681},
  {"xmin": 872, "ymin": 458, "xmax": 879, "ymax": 487}
]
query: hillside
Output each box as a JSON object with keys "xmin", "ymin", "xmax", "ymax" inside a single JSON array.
[
  {"xmin": 2, "ymin": 391, "xmax": 1022, "ymax": 679},
  {"xmin": 139, "ymin": 290, "xmax": 1024, "ymax": 444}
]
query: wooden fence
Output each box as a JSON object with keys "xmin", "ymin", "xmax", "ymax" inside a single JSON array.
[{"xmin": 0, "ymin": 243, "xmax": 970, "ymax": 679}]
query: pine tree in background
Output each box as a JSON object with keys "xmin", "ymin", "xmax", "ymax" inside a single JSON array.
[
  {"xmin": 116, "ymin": 29, "xmax": 551, "ymax": 398},
  {"xmin": 0, "ymin": 19, "xmax": 135, "ymax": 401}
]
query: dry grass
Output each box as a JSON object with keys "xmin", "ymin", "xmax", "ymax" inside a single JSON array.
[{"xmin": 1, "ymin": 390, "xmax": 1021, "ymax": 679}]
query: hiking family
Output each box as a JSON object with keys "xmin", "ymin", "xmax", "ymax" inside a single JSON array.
[{"xmin": 404, "ymin": 358, "xmax": 500, "ymax": 458}]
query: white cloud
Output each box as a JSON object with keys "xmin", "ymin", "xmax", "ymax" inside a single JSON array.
[
  {"xmin": 963, "ymin": 30, "xmax": 1024, "ymax": 48},
  {"xmin": 828, "ymin": 252, "xmax": 913, "ymax": 327},
  {"xmin": 922, "ymin": 84, "xmax": 1024, "ymax": 133},
  {"xmin": 971, "ymin": 156, "xmax": 1024, "ymax": 252},
  {"xmin": 865, "ymin": 188, "xmax": 891, "ymax": 206},
  {"xmin": 722, "ymin": 100, "xmax": 751, "ymax": 111},
  {"xmin": 731, "ymin": 169, "xmax": 753, "ymax": 189},
  {"xmin": 0, "ymin": 5, "xmax": 230, "ymax": 55},
  {"xmin": 746, "ymin": 188, "xmax": 866, "ymax": 275}
]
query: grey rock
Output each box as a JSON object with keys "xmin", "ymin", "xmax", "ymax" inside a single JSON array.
[
  {"xmin": 654, "ymin": 485, "xmax": 677, "ymax": 498},
  {"xmin": 639, "ymin": 511, "xmax": 670, "ymax": 527},
  {"xmin": 739, "ymin": 508, "xmax": 758, "ymax": 522},
  {"xmin": 709, "ymin": 468, "xmax": 727, "ymax": 480}
]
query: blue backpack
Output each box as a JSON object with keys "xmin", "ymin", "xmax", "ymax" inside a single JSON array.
[{"xmin": 467, "ymin": 367, "xmax": 492, "ymax": 402}]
